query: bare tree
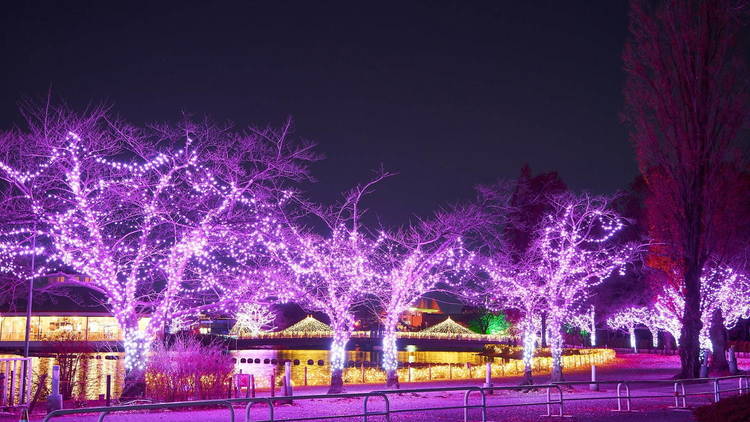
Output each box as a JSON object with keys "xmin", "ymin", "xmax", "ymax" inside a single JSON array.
[
  {"xmin": 264, "ymin": 173, "xmax": 390, "ymax": 393},
  {"xmin": 533, "ymin": 194, "xmax": 641, "ymax": 382},
  {"xmin": 0, "ymin": 103, "xmax": 316, "ymax": 395},
  {"xmin": 372, "ymin": 206, "xmax": 479, "ymax": 388},
  {"xmin": 479, "ymin": 253, "xmax": 545, "ymax": 385}
]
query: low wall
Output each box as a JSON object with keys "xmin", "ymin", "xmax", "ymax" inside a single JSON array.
[{"xmin": 240, "ymin": 348, "xmax": 616, "ymax": 388}]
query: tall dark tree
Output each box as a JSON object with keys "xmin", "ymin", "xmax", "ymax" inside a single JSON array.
[
  {"xmin": 505, "ymin": 165, "xmax": 567, "ymax": 347},
  {"xmin": 622, "ymin": 0, "xmax": 750, "ymax": 377},
  {"xmin": 505, "ymin": 165, "xmax": 567, "ymax": 256}
]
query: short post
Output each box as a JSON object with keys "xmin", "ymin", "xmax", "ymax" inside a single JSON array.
[
  {"xmin": 270, "ymin": 373, "xmax": 275, "ymax": 397},
  {"xmin": 47, "ymin": 365, "xmax": 63, "ymax": 413},
  {"xmin": 408, "ymin": 364, "xmax": 412, "ymax": 382},
  {"xmin": 728, "ymin": 346, "xmax": 739, "ymax": 374},
  {"xmin": 700, "ymin": 351, "xmax": 710, "ymax": 378},
  {"xmin": 361, "ymin": 362, "xmax": 365, "ymax": 383},
  {"xmin": 589, "ymin": 365, "xmax": 599, "ymax": 391},
  {"xmin": 449, "ymin": 363, "xmax": 452, "ymax": 380},
  {"xmin": 483, "ymin": 362, "xmax": 493, "ymax": 394},
  {"xmin": 428, "ymin": 363, "xmax": 432, "ymax": 380},
  {"xmin": 105, "ymin": 374, "xmax": 111, "ymax": 406},
  {"xmin": 304, "ymin": 366, "xmax": 308, "ymax": 386},
  {"xmin": 284, "ymin": 361, "xmax": 293, "ymax": 397},
  {"xmin": 250, "ymin": 374, "xmax": 255, "ymax": 398}
]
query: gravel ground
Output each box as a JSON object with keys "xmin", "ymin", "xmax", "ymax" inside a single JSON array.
[{"xmin": 23, "ymin": 354, "xmax": 750, "ymax": 422}]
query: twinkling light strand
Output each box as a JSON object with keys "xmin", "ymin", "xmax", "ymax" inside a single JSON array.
[{"xmin": 0, "ymin": 117, "xmax": 314, "ymax": 375}]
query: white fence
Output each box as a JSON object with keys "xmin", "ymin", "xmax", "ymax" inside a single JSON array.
[{"xmin": 0, "ymin": 357, "xmax": 32, "ymax": 406}]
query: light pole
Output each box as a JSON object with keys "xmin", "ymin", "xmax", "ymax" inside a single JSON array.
[{"xmin": 20, "ymin": 221, "xmax": 37, "ymax": 403}]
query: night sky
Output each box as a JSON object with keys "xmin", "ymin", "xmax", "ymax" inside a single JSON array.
[{"xmin": 1, "ymin": 1, "xmax": 635, "ymax": 227}]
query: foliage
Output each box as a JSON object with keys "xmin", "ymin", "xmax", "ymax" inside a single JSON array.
[
  {"xmin": 50, "ymin": 336, "xmax": 95, "ymax": 400},
  {"xmin": 693, "ymin": 393, "xmax": 750, "ymax": 422},
  {"xmin": 468, "ymin": 312, "xmax": 511, "ymax": 335},
  {"xmin": 145, "ymin": 335, "xmax": 234, "ymax": 402},
  {"xmin": 230, "ymin": 303, "xmax": 276, "ymax": 337}
]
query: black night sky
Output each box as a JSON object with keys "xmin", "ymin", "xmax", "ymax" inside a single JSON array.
[{"xmin": 1, "ymin": 1, "xmax": 634, "ymax": 227}]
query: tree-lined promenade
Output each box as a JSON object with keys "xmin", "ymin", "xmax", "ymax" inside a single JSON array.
[{"xmin": 0, "ymin": 1, "xmax": 749, "ymax": 420}]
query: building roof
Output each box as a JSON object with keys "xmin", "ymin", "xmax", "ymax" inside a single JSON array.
[
  {"xmin": 279, "ymin": 316, "xmax": 332, "ymax": 334},
  {"xmin": 419, "ymin": 317, "xmax": 474, "ymax": 335}
]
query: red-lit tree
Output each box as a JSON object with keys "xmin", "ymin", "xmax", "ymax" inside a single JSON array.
[{"xmin": 622, "ymin": 0, "xmax": 750, "ymax": 377}]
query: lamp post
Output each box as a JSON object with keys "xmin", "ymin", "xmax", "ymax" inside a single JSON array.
[{"xmin": 20, "ymin": 222, "xmax": 37, "ymax": 403}]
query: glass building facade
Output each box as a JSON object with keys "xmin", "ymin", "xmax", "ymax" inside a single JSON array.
[{"xmin": 0, "ymin": 314, "xmax": 150, "ymax": 342}]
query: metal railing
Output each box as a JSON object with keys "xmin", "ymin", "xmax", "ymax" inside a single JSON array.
[
  {"xmin": 41, "ymin": 374, "xmax": 750, "ymax": 422},
  {"xmin": 43, "ymin": 399, "xmax": 237, "ymax": 422},
  {"xmin": 551, "ymin": 374, "xmax": 750, "ymax": 412}
]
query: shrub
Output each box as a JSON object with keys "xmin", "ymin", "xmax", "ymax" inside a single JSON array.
[
  {"xmin": 145, "ymin": 335, "xmax": 233, "ymax": 402},
  {"xmin": 693, "ymin": 393, "xmax": 750, "ymax": 422}
]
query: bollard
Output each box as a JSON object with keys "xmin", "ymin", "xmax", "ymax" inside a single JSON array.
[
  {"xmin": 105, "ymin": 375, "xmax": 111, "ymax": 406},
  {"xmin": 700, "ymin": 356, "xmax": 710, "ymax": 379},
  {"xmin": 429, "ymin": 363, "xmax": 432, "ymax": 380},
  {"xmin": 250, "ymin": 374, "xmax": 255, "ymax": 398},
  {"xmin": 361, "ymin": 362, "xmax": 365, "ymax": 383},
  {"xmin": 449, "ymin": 363, "xmax": 452, "ymax": 380},
  {"xmin": 729, "ymin": 346, "xmax": 739, "ymax": 374},
  {"xmin": 270, "ymin": 374, "xmax": 275, "ymax": 397},
  {"xmin": 284, "ymin": 361, "xmax": 293, "ymax": 397},
  {"xmin": 304, "ymin": 366, "xmax": 308, "ymax": 386},
  {"xmin": 483, "ymin": 362, "xmax": 493, "ymax": 394},
  {"xmin": 590, "ymin": 365, "xmax": 599, "ymax": 391},
  {"xmin": 47, "ymin": 365, "xmax": 63, "ymax": 413},
  {"xmin": 277, "ymin": 365, "xmax": 293, "ymax": 405}
]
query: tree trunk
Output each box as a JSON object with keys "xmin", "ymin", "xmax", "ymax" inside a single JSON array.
[
  {"xmin": 540, "ymin": 312, "xmax": 548, "ymax": 348},
  {"xmin": 548, "ymin": 315, "xmax": 564, "ymax": 382},
  {"xmin": 328, "ymin": 368, "xmax": 345, "ymax": 394},
  {"xmin": 382, "ymin": 329, "xmax": 400, "ymax": 389},
  {"xmin": 328, "ymin": 331, "xmax": 349, "ymax": 394},
  {"xmin": 649, "ymin": 327, "xmax": 659, "ymax": 349},
  {"xmin": 120, "ymin": 325, "xmax": 149, "ymax": 398},
  {"xmin": 520, "ymin": 318, "xmax": 536, "ymax": 386},
  {"xmin": 709, "ymin": 308, "xmax": 729, "ymax": 374},
  {"xmin": 121, "ymin": 368, "xmax": 146, "ymax": 399},
  {"xmin": 679, "ymin": 263, "xmax": 703, "ymax": 378}
]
